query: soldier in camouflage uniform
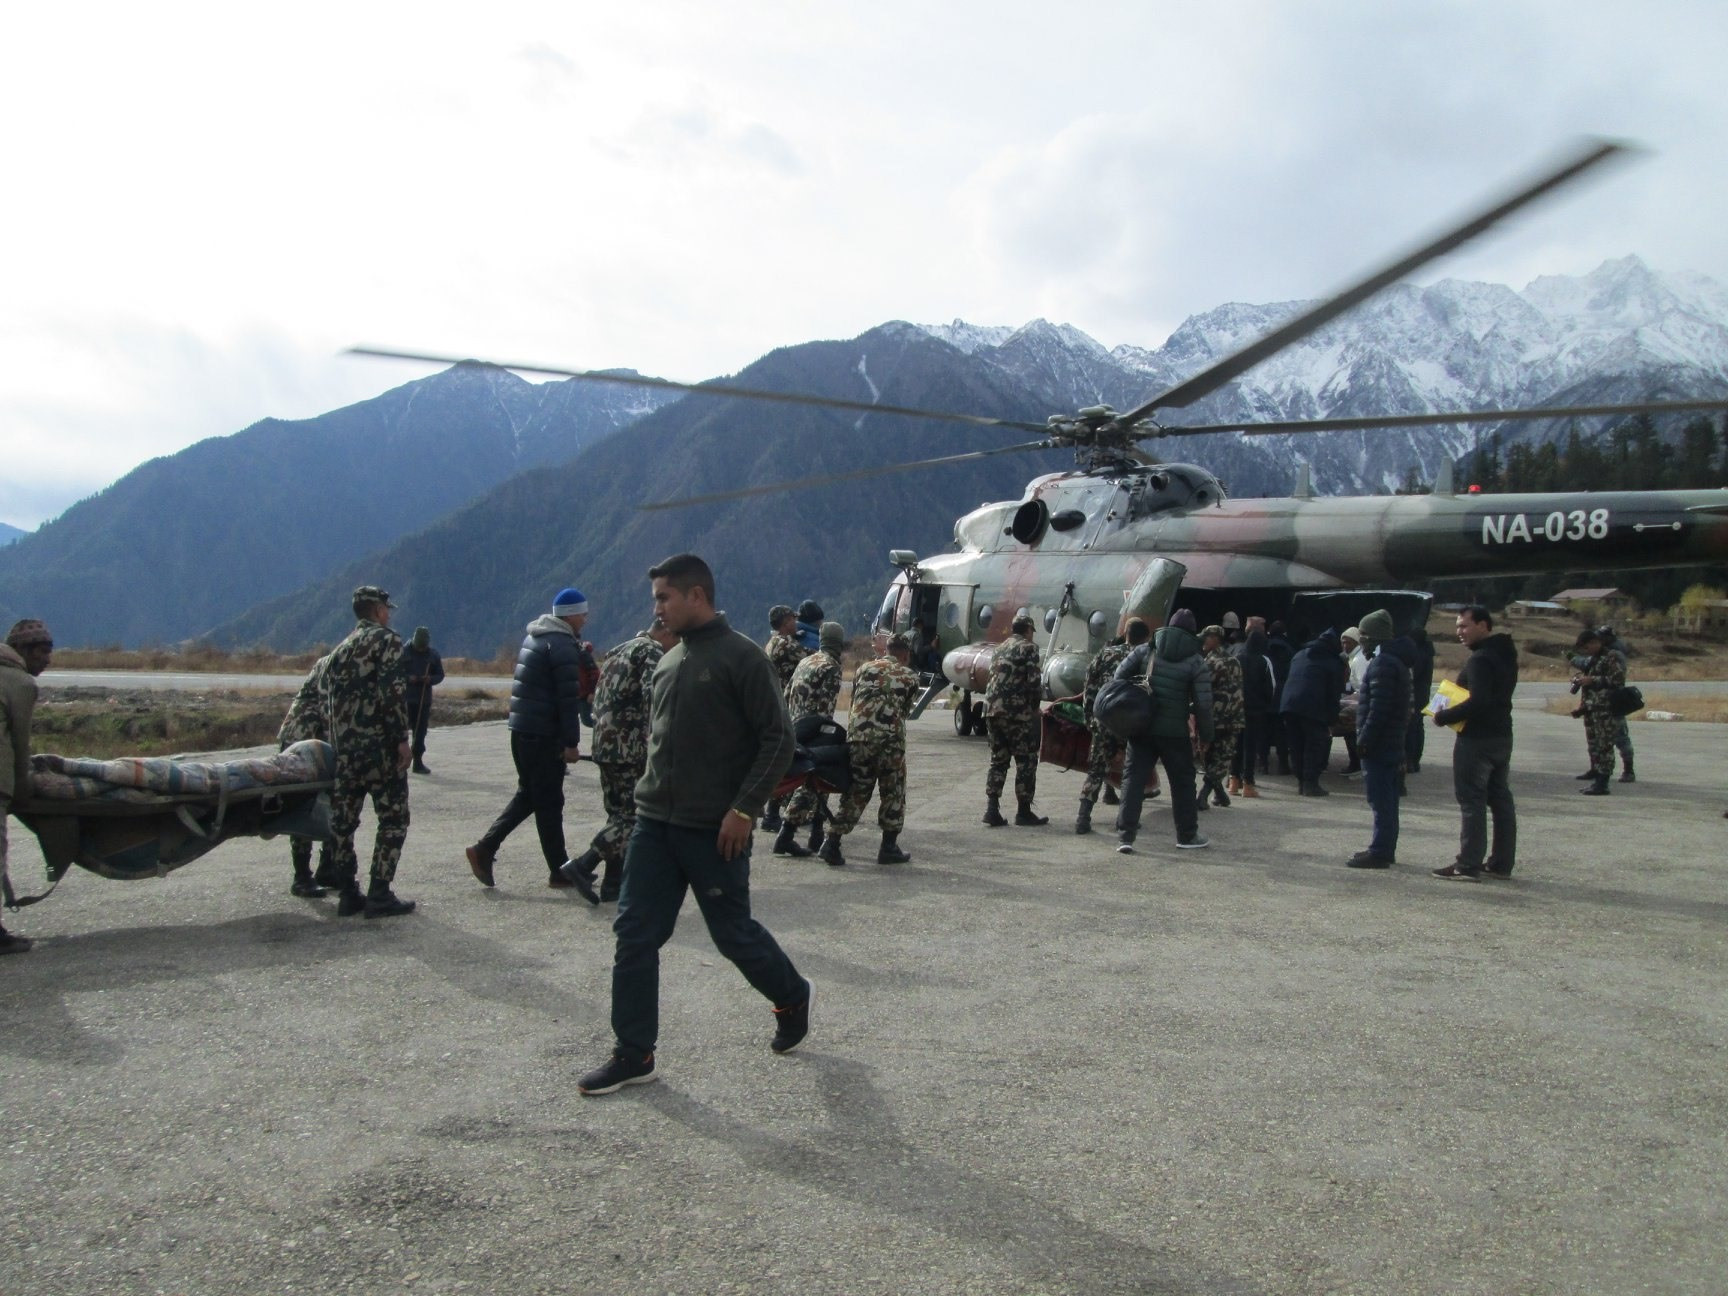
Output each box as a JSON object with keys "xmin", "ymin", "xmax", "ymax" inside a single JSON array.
[
  {"xmin": 319, "ymin": 585, "xmax": 415, "ymax": 918},
  {"xmin": 1571, "ymin": 627, "xmax": 1626, "ymax": 797},
  {"xmin": 1199, "ymin": 626, "xmax": 1245, "ymax": 809},
  {"xmin": 560, "ymin": 619, "xmax": 678, "ymax": 901},
  {"xmin": 277, "ymin": 654, "xmax": 333, "ymax": 898},
  {"xmin": 761, "ymin": 605, "xmax": 809, "ymax": 831},
  {"xmin": 772, "ymin": 621, "xmax": 845, "ymax": 858},
  {"xmin": 983, "ymin": 614, "xmax": 1047, "ymax": 827},
  {"xmin": 823, "ymin": 632, "xmax": 920, "ymax": 866},
  {"xmin": 1076, "ymin": 620, "xmax": 1144, "ymax": 834}
]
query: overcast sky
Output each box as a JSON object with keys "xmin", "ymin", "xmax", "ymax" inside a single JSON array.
[{"xmin": 4, "ymin": 0, "xmax": 1724, "ymax": 529}]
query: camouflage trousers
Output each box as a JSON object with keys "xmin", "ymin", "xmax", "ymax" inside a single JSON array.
[
  {"xmin": 590, "ymin": 759, "xmax": 645, "ymax": 868},
  {"xmin": 328, "ymin": 764, "xmax": 409, "ymax": 889},
  {"xmin": 834, "ymin": 733, "xmax": 907, "ymax": 836},
  {"xmin": 1583, "ymin": 708, "xmax": 1624, "ymax": 775},
  {"xmin": 1080, "ymin": 720, "xmax": 1124, "ymax": 803},
  {"xmin": 783, "ymin": 784, "xmax": 829, "ymax": 829},
  {"xmin": 986, "ymin": 714, "xmax": 1040, "ymax": 802},
  {"xmin": 1204, "ymin": 729, "xmax": 1241, "ymax": 786}
]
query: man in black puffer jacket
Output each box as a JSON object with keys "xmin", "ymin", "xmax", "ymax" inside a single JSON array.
[
  {"xmin": 1431, "ymin": 605, "xmax": 1518, "ymax": 882},
  {"xmin": 467, "ymin": 587, "xmax": 597, "ymax": 897},
  {"xmin": 1279, "ymin": 628, "xmax": 1346, "ymax": 796},
  {"xmin": 1347, "ymin": 609, "xmax": 1413, "ymax": 869}
]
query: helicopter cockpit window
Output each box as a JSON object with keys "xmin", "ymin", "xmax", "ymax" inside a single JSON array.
[
  {"xmin": 1043, "ymin": 608, "xmax": 1058, "ymax": 632},
  {"xmin": 1089, "ymin": 611, "xmax": 1108, "ymax": 637},
  {"xmin": 977, "ymin": 604, "xmax": 994, "ymax": 629},
  {"xmin": 1009, "ymin": 498, "xmax": 1049, "ymax": 545},
  {"xmin": 1014, "ymin": 606, "xmax": 1030, "ymax": 624},
  {"xmin": 873, "ymin": 586, "xmax": 901, "ymax": 635}
]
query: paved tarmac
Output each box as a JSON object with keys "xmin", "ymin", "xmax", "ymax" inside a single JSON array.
[{"xmin": 2, "ymin": 707, "xmax": 1724, "ymax": 1295}]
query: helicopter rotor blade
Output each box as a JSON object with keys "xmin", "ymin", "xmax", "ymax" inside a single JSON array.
[
  {"xmin": 1158, "ymin": 397, "xmax": 1728, "ymax": 438},
  {"xmin": 346, "ymin": 346, "xmax": 1053, "ymax": 436},
  {"xmin": 1118, "ymin": 137, "xmax": 1634, "ymax": 424},
  {"xmin": 638, "ymin": 440, "xmax": 1057, "ymax": 511}
]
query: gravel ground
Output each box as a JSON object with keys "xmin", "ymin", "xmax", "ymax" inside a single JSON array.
[{"xmin": 2, "ymin": 708, "xmax": 1724, "ymax": 1295}]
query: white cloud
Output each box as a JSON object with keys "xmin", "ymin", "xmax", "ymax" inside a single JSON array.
[{"xmin": 3, "ymin": 0, "xmax": 1727, "ymax": 525}]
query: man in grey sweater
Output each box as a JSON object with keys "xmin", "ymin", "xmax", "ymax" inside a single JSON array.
[{"xmin": 578, "ymin": 553, "xmax": 812, "ymax": 1095}]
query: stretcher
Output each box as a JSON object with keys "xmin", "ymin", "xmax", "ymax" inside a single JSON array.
[{"xmin": 5, "ymin": 740, "xmax": 334, "ymax": 909}]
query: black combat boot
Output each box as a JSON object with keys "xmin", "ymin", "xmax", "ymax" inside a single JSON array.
[
  {"xmin": 983, "ymin": 796, "xmax": 1008, "ymax": 827},
  {"xmin": 364, "ymin": 880, "xmax": 416, "ymax": 918},
  {"xmin": 1075, "ymin": 799, "xmax": 1093, "ymax": 835},
  {"xmin": 1299, "ymin": 780, "xmax": 1329, "ymax": 797},
  {"xmin": 411, "ymin": 759, "xmax": 430, "ymax": 775},
  {"xmin": 807, "ymin": 817, "xmax": 825, "ymax": 853},
  {"xmin": 290, "ymin": 871, "xmax": 328, "ymax": 898},
  {"xmin": 556, "ymin": 849, "xmax": 601, "ymax": 904},
  {"xmin": 773, "ymin": 822, "xmax": 811, "ymax": 858},
  {"xmin": 599, "ymin": 860, "xmax": 623, "ymax": 903},
  {"xmin": 0, "ymin": 925, "xmax": 33, "ymax": 955},
  {"xmin": 1212, "ymin": 778, "xmax": 1231, "ymax": 808},
  {"xmin": 1102, "ymin": 784, "xmax": 1120, "ymax": 806},
  {"xmin": 336, "ymin": 885, "xmax": 368, "ymax": 917},
  {"xmin": 1618, "ymin": 756, "xmax": 1636, "ymax": 784},
  {"xmin": 1581, "ymin": 775, "xmax": 1610, "ymax": 796},
  {"xmin": 818, "ymin": 835, "xmax": 846, "ymax": 868},
  {"xmin": 1575, "ymin": 768, "xmax": 1600, "ymax": 780},
  {"xmin": 762, "ymin": 797, "xmax": 783, "ymax": 831},
  {"xmin": 1195, "ymin": 781, "xmax": 1210, "ymax": 812},
  {"xmin": 1014, "ymin": 798, "xmax": 1048, "ymax": 826},
  {"xmin": 877, "ymin": 832, "xmax": 911, "ymax": 864}
]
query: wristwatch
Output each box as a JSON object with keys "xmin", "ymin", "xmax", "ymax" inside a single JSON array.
[{"xmin": 729, "ymin": 808, "xmax": 754, "ymax": 825}]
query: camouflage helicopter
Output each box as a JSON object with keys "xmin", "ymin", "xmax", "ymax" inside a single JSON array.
[{"xmin": 356, "ymin": 139, "xmax": 1728, "ymax": 733}]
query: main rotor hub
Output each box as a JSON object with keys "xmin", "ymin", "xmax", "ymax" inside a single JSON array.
[{"xmin": 1045, "ymin": 404, "xmax": 1163, "ymax": 469}]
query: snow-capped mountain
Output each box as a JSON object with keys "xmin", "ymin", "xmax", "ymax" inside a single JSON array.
[{"xmin": 918, "ymin": 257, "xmax": 1728, "ymax": 496}]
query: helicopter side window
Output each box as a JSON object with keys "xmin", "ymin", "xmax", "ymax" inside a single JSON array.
[
  {"xmin": 977, "ymin": 604, "xmax": 993, "ymax": 629},
  {"xmin": 943, "ymin": 601, "xmax": 961, "ymax": 628},
  {"xmin": 1089, "ymin": 610, "xmax": 1108, "ymax": 638},
  {"xmin": 1044, "ymin": 608, "xmax": 1059, "ymax": 632}
]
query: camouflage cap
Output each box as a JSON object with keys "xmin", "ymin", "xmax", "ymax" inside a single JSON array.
[
  {"xmin": 1201, "ymin": 624, "xmax": 1226, "ymax": 642},
  {"xmin": 6, "ymin": 618, "xmax": 52, "ymax": 648},
  {"xmin": 353, "ymin": 585, "xmax": 397, "ymax": 609}
]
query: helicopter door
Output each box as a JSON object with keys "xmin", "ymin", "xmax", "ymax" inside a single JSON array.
[{"xmin": 1123, "ymin": 557, "xmax": 1187, "ymax": 625}]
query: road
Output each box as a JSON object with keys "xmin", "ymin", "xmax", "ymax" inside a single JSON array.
[
  {"xmin": 45, "ymin": 669, "xmax": 512, "ymax": 694},
  {"xmin": 2, "ymin": 707, "xmax": 1724, "ymax": 1294}
]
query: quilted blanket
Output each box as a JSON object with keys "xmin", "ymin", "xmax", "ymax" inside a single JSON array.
[{"xmin": 29, "ymin": 740, "xmax": 335, "ymax": 804}]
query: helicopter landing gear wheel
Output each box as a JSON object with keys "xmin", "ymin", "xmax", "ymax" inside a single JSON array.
[{"xmin": 955, "ymin": 696, "xmax": 975, "ymax": 737}]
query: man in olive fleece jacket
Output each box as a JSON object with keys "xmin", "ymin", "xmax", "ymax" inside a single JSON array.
[{"xmin": 579, "ymin": 553, "xmax": 810, "ymax": 1096}]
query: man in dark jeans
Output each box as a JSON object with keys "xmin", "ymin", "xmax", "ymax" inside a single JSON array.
[
  {"xmin": 1346, "ymin": 609, "xmax": 1413, "ymax": 869},
  {"xmin": 1431, "ymin": 605, "xmax": 1518, "ymax": 881},
  {"xmin": 578, "ymin": 553, "xmax": 810, "ymax": 1095},
  {"xmin": 1112, "ymin": 608, "xmax": 1214, "ymax": 853},
  {"xmin": 466, "ymin": 587, "xmax": 595, "ymax": 897}
]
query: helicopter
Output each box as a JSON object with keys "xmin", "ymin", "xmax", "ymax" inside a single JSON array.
[{"xmin": 354, "ymin": 138, "xmax": 1728, "ymax": 731}]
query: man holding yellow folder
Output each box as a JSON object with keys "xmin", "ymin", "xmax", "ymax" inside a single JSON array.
[{"xmin": 1428, "ymin": 605, "xmax": 1518, "ymax": 881}]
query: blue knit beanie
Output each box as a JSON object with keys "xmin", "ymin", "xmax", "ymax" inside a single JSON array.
[{"xmin": 553, "ymin": 587, "xmax": 588, "ymax": 617}]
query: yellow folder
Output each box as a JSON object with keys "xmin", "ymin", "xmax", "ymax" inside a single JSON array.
[{"xmin": 1424, "ymin": 679, "xmax": 1470, "ymax": 732}]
